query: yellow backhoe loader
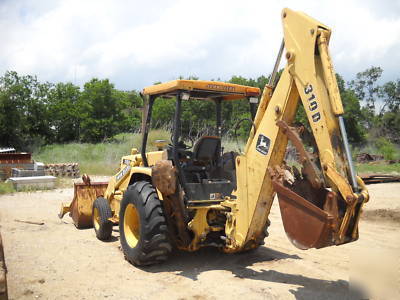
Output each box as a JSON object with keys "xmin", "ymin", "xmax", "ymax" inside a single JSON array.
[{"xmin": 59, "ymin": 8, "xmax": 369, "ymax": 266}]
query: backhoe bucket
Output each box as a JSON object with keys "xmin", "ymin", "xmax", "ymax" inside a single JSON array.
[
  {"xmin": 59, "ymin": 178, "xmax": 108, "ymax": 229},
  {"xmin": 272, "ymin": 180, "xmax": 339, "ymax": 250}
]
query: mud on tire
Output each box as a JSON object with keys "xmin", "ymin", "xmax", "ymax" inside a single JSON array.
[
  {"xmin": 119, "ymin": 181, "xmax": 172, "ymax": 266},
  {"xmin": 92, "ymin": 197, "xmax": 113, "ymax": 240}
]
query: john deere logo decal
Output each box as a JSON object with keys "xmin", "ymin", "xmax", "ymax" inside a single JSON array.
[{"xmin": 256, "ymin": 134, "xmax": 270, "ymax": 155}]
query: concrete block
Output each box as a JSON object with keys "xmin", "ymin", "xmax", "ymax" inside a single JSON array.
[
  {"xmin": 7, "ymin": 176, "xmax": 57, "ymax": 191},
  {"xmin": 11, "ymin": 168, "xmax": 45, "ymax": 177},
  {"xmin": 34, "ymin": 162, "xmax": 44, "ymax": 171}
]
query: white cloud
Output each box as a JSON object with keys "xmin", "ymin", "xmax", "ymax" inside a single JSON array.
[{"xmin": 0, "ymin": 0, "xmax": 399, "ymax": 90}]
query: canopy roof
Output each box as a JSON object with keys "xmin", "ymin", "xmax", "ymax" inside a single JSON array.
[{"xmin": 142, "ymin": 80, "xmax": 261, "ymax": 101}]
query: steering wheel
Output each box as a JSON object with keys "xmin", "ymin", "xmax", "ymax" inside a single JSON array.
[{"xmin": 169, "ymin": 133, "xmax": 194, "ymax": 150}]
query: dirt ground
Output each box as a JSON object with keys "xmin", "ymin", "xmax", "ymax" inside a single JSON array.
[{"xmin": 0, "ymin": 182, "xmax": 399, "ymax": 299}]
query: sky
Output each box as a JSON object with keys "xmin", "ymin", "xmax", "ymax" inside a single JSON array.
[{"xmin": 0, "ymin": 0, "xmax": 399, "ymax": 90}]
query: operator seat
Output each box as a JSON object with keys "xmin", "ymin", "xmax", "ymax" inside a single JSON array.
[
  {"xmin": 193, "ymin": 136, "xmax": 221, "ymax": 163},
  {"xmin": 185, "ymin": 136, "xmax": 235, "ymax": 200}
]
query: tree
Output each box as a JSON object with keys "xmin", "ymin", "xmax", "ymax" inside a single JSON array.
[
  {"xmin": 47, "ymin": 82, "xmax": 81, "ymax": 143},
  {"xmin": 380, "ymin": 79, "xmax": 400, "ymax": 113},
  {"xmin": 113, "ymin": 90, "xmax": 142, "ymax": 133},
  {"xmin": 336, "ymin": 74, "xmax": 365, "ymax": 144},
  {"xmin": 79, "ymin": 78, "xmax": 124, "ymax": 142},
  {"xmin": 349, "ymin": 66, "xmax": 383, "ymax": 129},
  {"xmin": 378, "ymin": 79, "xmax": 400, "ymax": 143},
  {"xmin": 0, "ymin": 71, "xmax": 52, "ymax": 150}
]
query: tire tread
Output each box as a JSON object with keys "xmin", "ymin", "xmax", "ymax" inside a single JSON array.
[
  {"xmin": 120, "ymin": 181, "xmax": 172, "ymax": 266},
  {"xmin": 93, "ymin": 197, "xmax": 113, "ymax": 241}
]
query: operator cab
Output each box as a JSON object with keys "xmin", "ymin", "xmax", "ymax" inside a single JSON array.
[{"xmin": 142, "ymin": 80, "xmax": 261, "ymax": 203}]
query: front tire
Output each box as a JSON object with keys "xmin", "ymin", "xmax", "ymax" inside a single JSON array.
[
  {"xmin": 92, "ymin": 197, "xmax": 113, "ymax": 240},
  {"xmin": 119, "ymin": 181, "xmax": 172, "ymax": 266}
]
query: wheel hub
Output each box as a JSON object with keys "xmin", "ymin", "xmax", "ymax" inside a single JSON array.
[{"xmin": 124, "ymin": 203, "xmax": 141, "ymax": 248}]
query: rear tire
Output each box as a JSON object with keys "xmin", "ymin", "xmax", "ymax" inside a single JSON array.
[
  {"xmin": 92, "ymin": 197, "xmax": 113, "ymax": 240},
  {"xmin": 119, "ymin": 181, "xmax": 172, "ymax": 266}
]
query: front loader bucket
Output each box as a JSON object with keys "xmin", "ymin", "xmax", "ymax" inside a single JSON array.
[
  {"xmin": 59, "ymin": 179, "xmax": 108, "ymax": 229},
  {"xmin": 272, "ymin": 180, "xmax": 338, "ymax": 250}
]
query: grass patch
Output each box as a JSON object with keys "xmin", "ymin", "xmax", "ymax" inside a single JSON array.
[
  {"xmin": 353, "ymin": 141, "xmax": 400, "ymax": 161},
  {"xmin": 33, "ymin": 130, "xmax": 171, "ymax": 176},
  {"xmin": 33, "ymin": 129, "xmax": 242, "ymax": 176},
  {"xmin": 356, "ymin": 163, "xmax": 400, "ymax": 174},
  {"xmin": 222, "ymin": 138, "xmax": 244, "ymax": 152},
  {"xmin": 0, "ymin": 182, "xmax": 15, "ymax": 195},
  {"xmin": 0, "ymin": 178, "xmax": 72, "ymax": 195},
  {"xmin": 55, "ymin": 177, "xmax": 74, "ymax": 189},
  {"xmin": 33, "ymin": 129, "xmax": 399, "ymax": 177}
]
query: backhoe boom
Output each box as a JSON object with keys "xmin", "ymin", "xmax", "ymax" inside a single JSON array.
[{"xmin": 223, "ymin": 8, "xmax": 369, "ymax": 251}]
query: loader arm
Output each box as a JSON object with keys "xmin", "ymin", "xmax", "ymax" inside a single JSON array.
[{"xmin": 224, "ymin": 8, "xmax": 369, "ymax": 251}]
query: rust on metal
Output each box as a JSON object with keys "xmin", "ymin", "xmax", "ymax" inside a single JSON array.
[
  {"xmin": 271, "ymin": 176, "xmax": 339, "ymax": 249},
  {"xmin": 163, "ymin": 191, "xmax": 192, "ymax": 248},
  {"xmin": 0, "ymin": 152, "xmax": 33, "ymax": 180},
  {"xmin": 69, "ymin": 181, "xmax": 108, "ymax": 228},
  {"xmin": 277, "ymin": 120, "xmax": 323, "ymax": 189},
  {"xmin": 269, "ymin": 166, "xmax": 340, "ymax": 249},
  {"xmin": 0, "ymin": 152, "xmax": 31, "ymax": 164},
  {"xmin": 152, "ymin": 160, "xmax": 177, "ymax": 196},
  {"xmin": 152, "ymin": 160, "xmax": 192, "ymax": 247},
  {"xmin": 82, "ymin": 174, "xmax": 91, "ymax": 185},
  {"xmin": 59, "ymin": 175, "xmax": 108, "ymax": 228},
  {"xmin": 152, "ymin": 161, "xmax": 192, "ymax": 247}
]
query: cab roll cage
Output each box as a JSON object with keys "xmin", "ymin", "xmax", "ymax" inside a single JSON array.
[{"xmin": 140, "ymin": 92, "xmax": 257, "ymax": 199}]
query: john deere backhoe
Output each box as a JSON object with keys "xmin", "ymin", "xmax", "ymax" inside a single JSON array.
[{"xmin": 59, "ymin": 8, "xmax": 369, "ymax": 266}]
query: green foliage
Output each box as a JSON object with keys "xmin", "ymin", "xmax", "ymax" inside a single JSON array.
[
  {"xmin": 115, "ymin": 90, "xmax": 142, "ymax": 132},
  {"xmin": 80, "ymin": 79, "xmax": 124, "ymax": 142},
  {"xmin": 0, "ymin": 71, "xmax": 53, "ymax": 150},
  {"xmin": 380, "ymin": 79, "xmax": 400, "ymax": 112},
  {"xmin": 0, "ymin": 71, "xmax": 143, "ymax": 149},
  {"xmin": 375, "ymin": 137, "xmax": 397, "ymax": 160},
  {"xmin": 337, "ymin": 74, "xmax": 366, "ymax": 144},
  {"xmin": 1, "ymin": 66, "xmax": 399, "ymax": 152},
  {"xmin": 347, "ymin": 67, "xmax": 400, "ymax": 144},
  {"xmin": 151, "ymin": 97, "xmax": 175, "ymax": 128},
  {"xmin": 294, "ymin": 105, "xmax": 308, "ymax": 127},
  {"xmin": 379, "ymin": 110, "xmax": 400, "ymax": 143},
  {"xmin": 147, "ymin": 129, "xmax": 171, "ymax": 146},
  {"xmin": 48, "ymin": 82, "xmax": 81, "ymax": 142},
  {"xmin": 350, "ymin": 66, "xmax": 383, "ymax": 110},
  {"xmin": 33, "ymin": 129, "xmax": 170, "ymax": 175},
  {"xmin": 294, "ymin": 74, "xmax": 366, "ymax": 144},
  {"xmin": 356, "ymin": 163, "xmax": 400, "ymax": 174},
  {"xmin": 377, "ymin": 79, "xmax": 400, "ymax": 143},
  {"xmin": 0, "ymin": 182, "xmax": 15, "ymax": 195}
]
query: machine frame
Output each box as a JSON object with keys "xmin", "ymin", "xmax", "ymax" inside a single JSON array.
[{"xmin": 59, "ymin": 8, "xmax": 370, "ymax": 266}]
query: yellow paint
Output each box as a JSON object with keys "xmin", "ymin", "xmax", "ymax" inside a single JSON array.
[
  {"xmin": 143, "ymin": 80, "xmax": 260, "ymax": 101},
  {"xmin": 69, "ymin": 8, "xmax": 369, "ymax": 255},
  {"xmin": 187, "ymin": 208, "xmax": 210, "ymax": 251},
  {"xmin": 223, "ymin": 8, "xmax": 369, "ymax": 251},
  {"xmin": 124, "ymin": 203, "xmax": 141, "ymax": 248}
]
